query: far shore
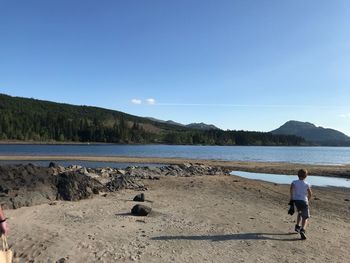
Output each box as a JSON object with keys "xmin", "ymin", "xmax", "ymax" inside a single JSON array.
[
  {"xmin": 1, "ymin": 155, "xmax": 349, "ymax": 178},
  {"xmin": 0, "ymin": 140, "xmax": 109, "ymax": 145}
]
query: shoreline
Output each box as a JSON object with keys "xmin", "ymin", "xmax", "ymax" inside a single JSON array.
[
  {"xmin": 1, "ymin": 155, "xmax": 349, "ymax": 178},
  {"xmin": 2, "ymin": 141, "xmax": 350, "ymax": 147},
  {"xmin": 0, "ymin": 140, "xmax": 109, "ymax": 145}
]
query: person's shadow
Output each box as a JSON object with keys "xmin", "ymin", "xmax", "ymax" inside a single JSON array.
[{"xmin": 151, "ymin": 232, "xmax": 300, "ymax": 242}]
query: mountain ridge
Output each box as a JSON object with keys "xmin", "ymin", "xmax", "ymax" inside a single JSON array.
[
  {"xmin": 147, "ymin": 117, "xmax": 220, "ymax": 130},
  {"xmin": 271, "ymin": 120, "xmax": 350, "ymax": 146}
]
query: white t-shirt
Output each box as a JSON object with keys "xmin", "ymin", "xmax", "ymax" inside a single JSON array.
[{"xmin": 292, "ymin": 179, "xmax": 311, "ymax": 202}]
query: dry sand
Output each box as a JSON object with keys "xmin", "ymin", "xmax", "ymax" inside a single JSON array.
[{"xmin": 5, "ymin": 173, "xmax": 350, "ymax": 262}]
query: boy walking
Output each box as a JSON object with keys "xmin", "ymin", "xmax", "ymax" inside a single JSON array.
[{"xmin": 290, "ymin": 169, "xmax": 312, "ymax": 240}]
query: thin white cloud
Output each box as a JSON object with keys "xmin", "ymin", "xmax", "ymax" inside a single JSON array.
[
  {"xmin": 146, "ymin": 98, "xmax": 156, "ymax": 105},
  {"xmin": 131, "ymin": 99, "xmax": 142, "ymax": 105}
]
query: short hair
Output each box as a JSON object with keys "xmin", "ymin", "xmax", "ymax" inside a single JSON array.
[{"xmin": 298, "ymin": 169, "xmax": 308, "ymax": 179}]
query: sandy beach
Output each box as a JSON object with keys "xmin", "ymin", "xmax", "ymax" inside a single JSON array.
[{"xmin": 3, "ymin": 160, "xmax": 350, "ymax": 262}]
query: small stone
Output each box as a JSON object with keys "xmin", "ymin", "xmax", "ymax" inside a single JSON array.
[
  {"xmin": 131, "ymin": 204, "xmax": 152, "ymax": 216},
  {"xmin": 133, "ymin": 193, "xmax": 145, "ymax": 202}
]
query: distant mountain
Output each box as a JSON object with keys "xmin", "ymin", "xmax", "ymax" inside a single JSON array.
[
  {"xmin": 146, "ymin": 117, "xmax": 185, "ymax": 127},
  {"xmin": 271, "ymin": 120, "xmax": 350, "ymax": 146},
  {"xmin": 186, "ymin": 122, "xmax": 220, "ymax": 130},
  {"xmin": 147, "ymin": 118, "xmax": 220, "ymax": 130}
]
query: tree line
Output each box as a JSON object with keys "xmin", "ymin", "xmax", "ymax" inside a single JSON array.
[{"xmin": 0, "ymin": 94, "xmax": 305, "ymax": 145}]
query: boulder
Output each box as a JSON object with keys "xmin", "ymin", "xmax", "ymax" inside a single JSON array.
[
  {"xmin": 131, "ymin": 204, "xmax": 152, "ymax": 216},
  {"xmin": 57, "ymin": 171, "xmax": 105, "ymax": 201},
  {"xmin": 0, "ymin": 164, "xmax": 58, "ymax": 209},
  {"xmin": 133, "ymin": 193, "xmax": 145, "ymax": 202}
]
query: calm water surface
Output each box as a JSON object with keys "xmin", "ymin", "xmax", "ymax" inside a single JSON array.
[
  {"xmin": 0, "ymin": 144, "xmax": 350, "ymax": 165},
  {"xmin": 232, "ymin": 171, "xmax": 350, "ymax": 188}
]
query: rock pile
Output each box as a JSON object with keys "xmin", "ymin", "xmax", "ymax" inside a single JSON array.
[
  {"xmin": 106, "ymin": 175, "xmax": 146, "ymax": 191},
  {"xmin": 159, "ymin": 163, "xmax": 229, "ymax": 177},
  {"xmin": 0, "ymin": 162, "xmax": 229, "ymax": 209}
]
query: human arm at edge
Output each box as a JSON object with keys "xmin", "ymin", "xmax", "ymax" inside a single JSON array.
[
  {"xmin": 0, "ymin": 206, "xmax": 9, "ymax": 235},
  {"xmin": 307, "ymin": 186, "xmax": 312, "ymax": 202}
]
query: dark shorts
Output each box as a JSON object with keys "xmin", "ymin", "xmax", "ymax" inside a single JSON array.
[{"xmin": 294, "ymin": 200, "xmax": 310, "ymax": 219}]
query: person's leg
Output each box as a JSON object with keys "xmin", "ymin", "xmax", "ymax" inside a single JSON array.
[
  {"xmin": 300, "ymin": 219, "xmax": 307, "ymax": 240},
  {"xmin": 297, "ymin": 213, "xmax": 302, "ymax": 225},
  {"xmin": 301, "ymin": 218, "xmax": 308, "ymax": 229},
  {"xmin": 294, "ymin": 212, "xmax": 302, "ymax": 232},
  {"xmin": 300, "ymin": 206, "xmax": 310, "ymax": 240},
  {"xmin": 301, "ymin": 204, "xmax": 310, "ymax": 230}
]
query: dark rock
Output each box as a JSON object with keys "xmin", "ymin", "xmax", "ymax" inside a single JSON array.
[
  {"xmin": 57, "ymin": 171, "xmax": 105, "ymax": 201},
  {"xmin": 149, "ymin": 175, "xmax": 160, "ymax": 180},
  {"xmin": 0, "ymin": 164, "xmax": 58, "ymax": 209},
  {"xmin": 133, "ymin": 193, "xmax": 145, "ymax": 202},
  {"xmin": 131, "ymin": 204, "xmax": 152, "ymax": 216},
  {"xmin": 49, "ymin": 162, "xmax": 59, "ymax": 168}
]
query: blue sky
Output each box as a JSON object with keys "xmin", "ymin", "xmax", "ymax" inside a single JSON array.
[{"xmin": 1, "ymin": 0, "xmax": 350, "ymax": 135}]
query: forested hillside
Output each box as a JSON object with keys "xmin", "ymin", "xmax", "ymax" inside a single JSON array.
[{"xmin": 0, "ymin": 94, "xmax": 305, "ymax": 146}]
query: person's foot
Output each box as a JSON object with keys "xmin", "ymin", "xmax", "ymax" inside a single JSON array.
[
  {"xmin": 294, "ymin": 224, "xmax": 301, "ymax": 233},
  {"xmin": 300, "ymin": 228, "xmax": 307, "ymax": 240}
]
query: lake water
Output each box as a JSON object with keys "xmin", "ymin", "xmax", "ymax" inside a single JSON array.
[
  {"xmin": 231, "ymin": 171, "xmax": 350, "ymax": 188},
  {"xmin": 0, "ymin": 144, "xmax": 350, "ymax": 165}
]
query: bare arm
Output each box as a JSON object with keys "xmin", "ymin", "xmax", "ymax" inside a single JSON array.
[
  {"xmin": 0, "ymin": 207, "xmax": 5, "ymax": 221},
  {"xmin": 290, "ymin": 183, "xmax": 294, "ymax": 200},
  {"xmin": 307, "ymin": 187, "xmax": 312, "ymax": 202},
  {"xmin": 0, "ymin": 207, "xmax": 9, "ymax": 235}
]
